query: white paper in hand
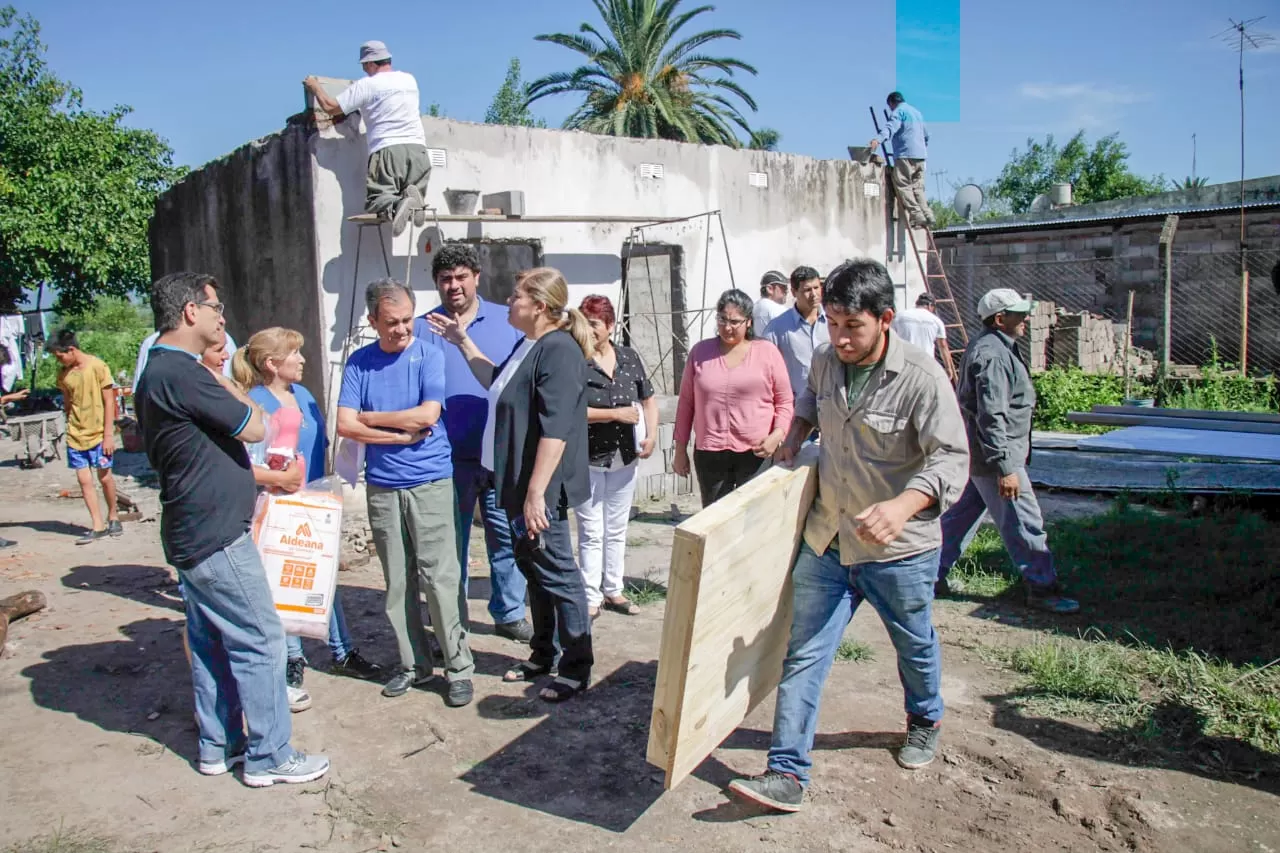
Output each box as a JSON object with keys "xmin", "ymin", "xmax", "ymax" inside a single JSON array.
[
  {"xmin": 632, "ymin": 402, "xmax": 647, "ymax": 452},
  {"xmin": 334, "ymin": 437, "xmax": 365, "ymax": 487}
]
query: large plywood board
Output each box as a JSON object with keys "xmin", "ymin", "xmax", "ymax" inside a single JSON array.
[{"xmin": 647, "ymin": 451, "xmax": 818, "ymax": 789}]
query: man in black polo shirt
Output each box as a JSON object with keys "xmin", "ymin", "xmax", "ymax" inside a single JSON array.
[{"xmin": 134, "ymin": 272, "xmax": 329, "ymax": 787}]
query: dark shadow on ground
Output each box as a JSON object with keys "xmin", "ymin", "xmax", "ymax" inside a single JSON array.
[
  {"xmin": 62, "ymin": 563, "xmax": 183, "ymax": 613},
  {"xmin": 987, "ymin": 692, "xmax": 1280, "ymax": 798},
  {"xmin": 461, "ymin": 659, "xmax": 661, "ymax": 833},
  {"xmin": 20, "ymin": 616, "xmax": 198, "ymax": 764},
  {"xmin": 0, "ymin": 519, "xmax": 92, "ymax": 538}
]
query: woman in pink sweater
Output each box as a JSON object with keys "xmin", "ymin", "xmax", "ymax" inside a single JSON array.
[{"xmin": 673, "ymin": 289, "xmax": 794, "ymax": 507}]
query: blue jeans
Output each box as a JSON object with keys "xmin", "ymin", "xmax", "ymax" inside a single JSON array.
[
  {"xmin": 937, "ymin": 470, "xmax": 1056, "ymax": 587},
  {"xmin": 767, "ymin": 543, "xmax": 943, "ymax": 785},
  {"xmin": 454, "ymin": 459, "xmax": 527, "ymax": 624},
  {"xmin": 285, "ymin": 587, "xmax": 354, "ymax": 662},
  {"xmin": 180, "ymin": 531, "xmax": 296, "ymax": 773},
  {"xmin": 512, "ymin": 512, "xmax": 593, "ymax": 683}
]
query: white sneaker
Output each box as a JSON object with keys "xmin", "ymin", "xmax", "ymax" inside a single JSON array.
[
  {"xmin": 242, "ymin": 752, "xmax": 330, "ymax": 788},
  {"xmin": 287, "ymin": 685, "xmax": 312, "ymax": 713},
  {"xmin": 198, "ymin": 752, "xmax": 245, "ymax": 776}
]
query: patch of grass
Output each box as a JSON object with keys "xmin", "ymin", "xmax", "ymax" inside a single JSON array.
[
  {"xmin": 990, "ymin": 634, "xmax": 1280, "ymax": 757},
  {"xmin": 1001, "ymin": 634, "xmax": 1140, "ymax": 704},
  {"xmin": 944, "ymin": 526, "xmax": 1019, "ymax": 598},
  {"xmin": 835, "ymin": 638, "xmax": 875, "ymax": 663},
  {"xmin": 4, "ymin": 828, "xmax": 121, "ymax": 853},
  {"xmin": 624, "ymin": 577, "xmax": 667, "ymax": 606}
]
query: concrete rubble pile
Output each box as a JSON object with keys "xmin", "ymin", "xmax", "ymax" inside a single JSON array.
[{"xmin": 1023, "ymin": 298, "xmax": 1155, "ymax": 376}]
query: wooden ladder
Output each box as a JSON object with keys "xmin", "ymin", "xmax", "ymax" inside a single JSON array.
[{"xmin": 902, "ymin": 221, "xmax": 968, "ymax": 377}]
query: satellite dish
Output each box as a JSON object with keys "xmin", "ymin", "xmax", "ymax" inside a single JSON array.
[
  {"xmin": 952, "ymin": 184, "xmax": 985, "ymax": 222},
  {"xmin": 1029, "ymin": 193, "xmax": 1052, "ymax": 213}
]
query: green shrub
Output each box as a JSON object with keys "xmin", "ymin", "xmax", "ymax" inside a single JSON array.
[
  {"xmin": 1031, "ymin": 368, "xmax": 1127, "ymax": 432},
  {"xmin": 1157, "ymin": 341, "xmax": 1277, "ymax": 413}
]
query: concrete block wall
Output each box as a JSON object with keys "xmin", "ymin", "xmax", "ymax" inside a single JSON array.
[{"xmin": 934, "ymin": 206, "xmax": 1280, "ymax": 372}]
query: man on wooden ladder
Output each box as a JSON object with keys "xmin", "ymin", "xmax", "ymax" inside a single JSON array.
[
  {"xmin": 868, "ymin": 91, "xmax": 933, "ymax": 228},
  {"xmin": 305, "ymin": 41, "xmax": 430, "ymax": 237}
]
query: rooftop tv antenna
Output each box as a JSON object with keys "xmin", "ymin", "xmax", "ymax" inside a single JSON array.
[
  {"xmin": 952, "ymin": 184, "xmax": 984, "ymax": 223},
  {"xmin": 1214, "ymin": 16, "xmax": 1274, "ymax": 247}
]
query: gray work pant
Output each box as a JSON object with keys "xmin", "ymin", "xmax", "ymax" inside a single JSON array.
[
  {"xmin": 366, "ymin": 143, "xmax": 431, "ymax": 216},
  {"xmin": 892, "ymin": 157, "xmax": 931, "ymax": 225},
  {"xmin": 937, "ymin": 468, "xmax": 1057, "ymax": 588},
  {"xmin": 366, "ymin": 479, "xmax": 475, "ymax": 682}
]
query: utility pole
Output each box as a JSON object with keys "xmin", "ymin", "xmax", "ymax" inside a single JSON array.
[
  {"xmin": 1214, "ymin": 17, "xmax": 1273, "ymax": 374},
  {"xmin": 1191, "ymin": 133, "xmax": 1196, "ymax": 183}
]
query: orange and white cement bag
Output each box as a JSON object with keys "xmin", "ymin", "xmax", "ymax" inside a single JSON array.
[{"xmin": 250, "ymin": 475, "xmax": 344, "ymax": 639}]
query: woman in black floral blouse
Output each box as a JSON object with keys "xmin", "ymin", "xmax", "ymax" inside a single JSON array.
[{"xmin": 575, "ymin": 295, "xmax": 659, "ymax": 619}]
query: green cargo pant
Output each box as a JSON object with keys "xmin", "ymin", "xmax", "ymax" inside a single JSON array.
[
  {"xmin": 366, "ymin": 478, "xmax": 474, "ymax": 682},
  {"xmin": 366, "ymin": 143, "xmax": 431, "ymax": 216}
]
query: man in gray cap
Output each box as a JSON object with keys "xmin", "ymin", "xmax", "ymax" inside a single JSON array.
[
  {"xmin": 305, "ymin": 41, "xmax": 430, "ymax": 237},
  {"xmin": 935, "ymin": 288, "xmax": 1079, "ymax": 614},
  {"xmin": 753, "ymin": 270, "xmax": 789, "ymax": 336}
]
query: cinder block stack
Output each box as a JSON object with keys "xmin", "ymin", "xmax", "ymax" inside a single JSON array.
[
  {"xmin": 1049, "ymin": 311, "xmax": 1121, "ymax": 373},
  {"xmin": 1026, "ymin": 299, "xmax": 1057, "ymax": 372}
]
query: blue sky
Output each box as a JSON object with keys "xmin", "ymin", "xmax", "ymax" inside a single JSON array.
[{"xmin": 28, "ymin": 0, "xmax": 1280, "ymax": 206}]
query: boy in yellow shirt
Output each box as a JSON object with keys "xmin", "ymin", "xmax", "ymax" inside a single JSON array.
[{"xmin": 49, "ymin": 331, "xmax": 122, "ymax": 544}]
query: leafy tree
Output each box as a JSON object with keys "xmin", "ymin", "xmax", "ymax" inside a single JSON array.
[
  {"xmin": 526, "ymin": 0, "xmax": 759, "ymax": 147},
  {"xmin": 485, "ymin": 58, "xmax": 547, "ymax": 128},
  {"xmin": 0, "ymin": 6, "xmax": 184, "ymax": 313},
  {"xmin": 426, "ymin": 103, "xmax": 443, "ymax": 117},
  {"xmin": 747, "ymin": 127, "xmax": 780, "ymax": 151},
  {"xmin": 991, "ymin": 131, "xmax": 1166, "ymax": 214}
]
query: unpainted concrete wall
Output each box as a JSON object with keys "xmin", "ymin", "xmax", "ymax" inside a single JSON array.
[
  {"xmin": 934, "ymin": 208, "xmax": 1280, "ymax": 370},
  {"xmin": 149, "ymin": 122, "xmax": 327, "ymax": 402}
]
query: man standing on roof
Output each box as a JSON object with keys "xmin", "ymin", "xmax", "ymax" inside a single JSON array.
[
  {"xmin": 305, "ymin": 41, "xmax": 430, "ymax": 237},
  {"xmin": 935, "ymin": 289, "xmax": 1079, "ymax": 614},
  {"xmin": 868, "ymin": 91, "xmax": 933, "ymax": 229}
]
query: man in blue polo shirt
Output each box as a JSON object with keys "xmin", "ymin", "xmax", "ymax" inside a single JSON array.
[
  {"xmin": 414, "ymin": 244, "xmax": 531, "ymax": 643},
  {"xmin": 337, "ymin": 278, "xmax": 476, "ymax": 706},
  {"xmin": 765, "ymin": 265, "xmax": 830, "ymax": 401}
]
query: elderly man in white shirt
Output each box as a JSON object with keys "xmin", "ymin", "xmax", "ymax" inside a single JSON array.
[
  {"xmin": 753, "ymin": 270, "xmax": 789, "ymax": 337},
  {"xmin": 304, "ymin": 41, "xmax": 430, "ymax": 236}
]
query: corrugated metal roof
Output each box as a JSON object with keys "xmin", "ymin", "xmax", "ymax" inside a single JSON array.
[{"xmin": 934, "ymin": 198, "xmax": 1280, "ymax": 236}]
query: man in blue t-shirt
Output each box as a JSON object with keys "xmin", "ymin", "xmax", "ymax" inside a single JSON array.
[
  {"xmin": 337, "ymin": 278, "xmax": 476, "ymax": 707},
  {"xmin": 414, "ymin": 244, "xmax": 531, "ymax": 643}
]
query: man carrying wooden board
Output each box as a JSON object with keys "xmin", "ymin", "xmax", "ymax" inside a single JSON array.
[{"xmin": 727, "ymin": 259, "xmax": 969, "ymax": 813}]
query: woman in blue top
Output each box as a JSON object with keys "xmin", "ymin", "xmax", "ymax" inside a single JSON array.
[{"xmin": 231, "ymin": 328, "xmax": 384, "ymax": 709}]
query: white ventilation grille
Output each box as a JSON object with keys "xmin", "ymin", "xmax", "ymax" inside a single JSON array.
[
  {"xmin": 863, "ymin": 182, "xmax": 881, "ymax": 198},
  {"xmin": 427, "ymin": 148, "xmax": 448, "ymax": 168},
  {"xmin": 747, "ymin": 171, "xmax": 768, "ymax": 188},
  {"xmin": 639, "ymin": 163, "xmax": 665, "ymax": 179}
]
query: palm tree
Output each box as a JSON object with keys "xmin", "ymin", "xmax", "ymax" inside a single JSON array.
[
  {"xmin": 747, "ymin": 127, "xmax": 780, "ymax": 151},
  {"xmin": 525, "ymin": 0, "xmax": 759, "ymax": 147},
  {"xmin": 1177, "ymin": 175, "xmax": 1209, "ymax": 190}
]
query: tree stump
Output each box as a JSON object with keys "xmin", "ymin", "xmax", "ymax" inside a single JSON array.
[
  {"xmin": 0, "ymin": 590, "xmax": 47, "ymax": 621},
  {"xmin": 0, "ymin": 590, "xmax": 47, "ymax": 650}
]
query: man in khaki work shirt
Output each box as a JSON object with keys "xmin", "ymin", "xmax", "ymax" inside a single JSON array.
[{"xmin": 728, "ymin": 258, "xmax": 969, "ymax": 814}]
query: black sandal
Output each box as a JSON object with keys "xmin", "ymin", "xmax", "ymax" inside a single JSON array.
[
  {"xmin": 539, "ymin": 676, "xmax": 585, "ymax": 703},
  {"xmin": 603, "ymin": 596, "xmax": 640, "ymax": 616},
  {"xmin": 503, "ymin": 661, "xmax": 554, "ymax": 683}
]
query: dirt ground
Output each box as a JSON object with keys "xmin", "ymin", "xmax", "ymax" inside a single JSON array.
[{"xmin": 1, "ymin": 442, "xmax": 1277, "ymax": 853}]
